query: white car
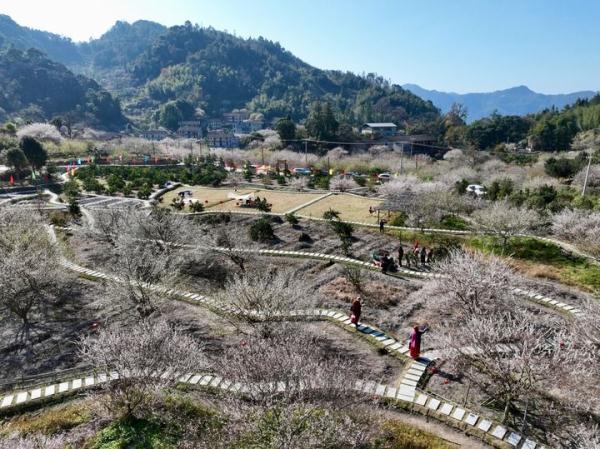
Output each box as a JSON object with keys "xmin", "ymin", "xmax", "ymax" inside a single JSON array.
[
  {"xmin": 377, "ymin": 173, "xmax": 392, "ymax": 182},
  {"xmin": 466, "ymin": 184, "xmax": 486, "ymax": 196}
]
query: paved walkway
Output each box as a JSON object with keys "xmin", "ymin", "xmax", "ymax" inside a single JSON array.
[{"xmin": 1, "ymin": 229, "xmax": 570, "ymax": 448}]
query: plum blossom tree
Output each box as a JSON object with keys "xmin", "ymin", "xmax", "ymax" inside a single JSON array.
[
  {"xmin": 472, "ymin": 200, "xmax": 543, "ymax": 248},
  {"xmin": 216, "ymin": 268, "xmax": 316, "ymax": 336},
  {"xmin": 16, "ymin": 123, "xmax": 63, "ymax": 143},
  {"xmin": 551, "ymin": 209, "xmax": 600, "ymax": 258},
  {"xmin": 290, "ymin": 176, "xmax": 309, "ymax": 191},
  {"xmin": 0, "ymin": 210, "xmax": 72, "ymax": 344},
  {"xmin": 329, "ymin": 176, "xmax": 358, "ymax": 192},
  {"xmin": 217, "ymin": 327, "xmax": 374, "ymax": 448},
  {"xmin": 79, "ymin": 317, "xmax": 206, "ymax": 418}
]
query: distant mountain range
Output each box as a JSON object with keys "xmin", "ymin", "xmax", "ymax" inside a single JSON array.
[{"xmin": 403, "ymin": 84, "xmax": 597, "ymax": 122}]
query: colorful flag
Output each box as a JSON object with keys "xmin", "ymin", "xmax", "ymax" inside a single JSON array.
[{"xmin": 31, "ymin": 170, "xmax": 36, "ymax": 180}]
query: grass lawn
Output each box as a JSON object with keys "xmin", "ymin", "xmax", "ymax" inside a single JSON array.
[
  {"xmin": 296, "ymin": 193, "xmax": 383, "ymax": 223},
  {"xmin": 468, "ymin": 236, "xmax": 600, "ymax": 292}
]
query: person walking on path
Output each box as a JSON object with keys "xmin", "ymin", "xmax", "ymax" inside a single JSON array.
[
  {"xmin": 405, "ymin": 251, "xmax": 411, "ymax": 268},
  {"xmin": 379, "ymin": 219, "xmax": 385, "ymax": 233},
  {"xmin": 350, "ymin": 297, "xmax": 362, "ymax": 327},
  {"xmin": 398, "ymin": 245, "xmax": 404, "ymax": 267},
  {"xmin": 420, "ymin": 247, "xmax": 427, "ymax": 265},
  {"xmin": 409, "ymin": 324, "xmax": 428, "ymax": 359},
  {"xmin": 369, "ymin": 206, "xmax": 374, "ymax": 216},
  {"xmin": 426, "ymin": 247, "xmax": 433, "ymax": 264}
]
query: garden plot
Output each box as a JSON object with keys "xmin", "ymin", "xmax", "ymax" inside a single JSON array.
[
  {"xmin": 161, "ymin": 186, "xmax": 254, "ymax": 208},
  {"xmin": 296, "ymin": 193, "xmax": 383, "ymax": 223},
  {"xmin": 202, "ymin": 189, "xmax": 327, "ymax": 213}
]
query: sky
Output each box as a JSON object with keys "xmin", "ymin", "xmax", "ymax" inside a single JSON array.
[{"xmin": 1, "ymin": 0, "xmax": 599, "ymax": 94}]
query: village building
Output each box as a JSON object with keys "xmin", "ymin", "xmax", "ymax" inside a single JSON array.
[
  {"xmin": 361, "ymin": 122, "xmax": 398, "ymax": 138},
  {"xmin": 207, "ymin": 128, "xmax": 240, "ymax": 148},
  {"xmin": 176, "ymin": 121, "xmax": 203, "ymax": 139}
]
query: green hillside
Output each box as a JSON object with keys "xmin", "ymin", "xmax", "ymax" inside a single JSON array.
[{"xmin": 0, "ymin": 47, "xmax": 126, "ymax": 129}]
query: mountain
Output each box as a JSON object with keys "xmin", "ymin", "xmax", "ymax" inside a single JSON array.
[
  {"xmin": 0, "ymin": 14, "xmax": 82, "ymax": 66},
  {"xmin": 0, "ymin": 16, "xmax": 440, "ymax": 129},
  {"xmin": 403, "ymin": 84, "xmax": 596, "ymax": 123},
  {"xmin": 0, "ymin": 47, "xmax": 126, "ymax": 129},
  {"xmin": 125, "ymin": 23, "xmax": 441, "ymax": 125}
]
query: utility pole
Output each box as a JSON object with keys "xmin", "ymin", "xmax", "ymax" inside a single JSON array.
[
  {"xmin": 304, "ymin": 139, "xmax": 308, "ymax": 165},
  {"xmin": 400, "ymin": 144, "xmax": 404, "ymax": 175},
  {"xmin": 582, "ymin": 151, "xmax": 593, "ymax": 197}
]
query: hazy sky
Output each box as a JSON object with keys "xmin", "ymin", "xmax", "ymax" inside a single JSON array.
[{"xmin": 1, "ymin": 0, "xmax": 599, "ymax": 93}]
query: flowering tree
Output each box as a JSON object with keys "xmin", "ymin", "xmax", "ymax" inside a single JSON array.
[
  {"xmin": 329, "ymin": 176, "xmax": 358, "ymax": 192},
  {"xmin": 218, "ymin": 327, "xmax": 374, "ymax": 448},
  {"xmin": 87, "ymin": 208, "xmax": 195, "ymax": 317},
  {"xmin": 16, "ymin": 123, "xmax": 62, "ymax": 143},
  {"xmin": 573, "ymin": 164, "xmax": 600, "ymax": 194},
  {"xmin": 0, "ymin": 434, "xmax": 68, "ymax": 449},
  {"xmin": 426, "ymin": 251, "xmax": 584, "ymax": 433},
  {"xmin": 290, "ymin": 176, "xmax": 309, "ymax": 191},
  {"xmin": 79, "ymin": 317, "xmax": 206, "ymax": 418},
  {"xmin": 472, "ymin": 200, "xmax": 542, "ymax": 248},
  {"xmin": 216, "ymin": 268, "xmax": 316, "ymax": 336},
  {"xmin": 552, "ymin": 209, "xmax": 600, "ymax": 258},
  {"xmin": 0, "ymin": 210, "xmax": 72, "ymax": 344}
]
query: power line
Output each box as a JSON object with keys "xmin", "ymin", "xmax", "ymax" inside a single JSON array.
[{"xmin": 280, "ymin": 138, "xmax": 453, "ymax": 152}]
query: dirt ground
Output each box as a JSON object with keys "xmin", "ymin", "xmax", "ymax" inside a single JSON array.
[
  {"xmin": 161, "ymin": 186, "xmax": 254, "ymax": 208},
  {"xmin": 296, "ymin": 193, "xmax": 383, "ymax": 223},
  {"xmin": 0, "ymin": 278, "xmax": 113, "ymax": 381}
]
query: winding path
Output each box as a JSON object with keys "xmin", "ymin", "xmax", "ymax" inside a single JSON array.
[{"xmin": 2, "ymin": 225, "xmax": 584, "ymax": 448}]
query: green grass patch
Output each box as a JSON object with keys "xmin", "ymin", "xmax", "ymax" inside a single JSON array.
[
  {"xmin": 0, "ymin": 401, "xmax": 91, "ymax": 436},
  {"xmin": 89, "ymin": 394, "xmax": 222, "ymax": 449},
  {"xmin": 438, "ymin": 215, "xmax": 470, "ymax": 231},
  {"xmin": 380, "ymin": 420, "xmax": 459, "ymax": 448},
  {"xmin": 90, "ymin": 416, "xmax": 179, "ymax": 449},
  {"xmin": 468, "ymin": 236, "xmax": 600, "ymax": 292}
]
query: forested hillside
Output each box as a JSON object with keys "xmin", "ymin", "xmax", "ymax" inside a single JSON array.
[
  {"xmin": 0, "ymin": 14, "xmax": 82, "ymax": 66},
  {"xmin": 0, "ymin": 16, "xmax": 440, "ymax": 128},
  {"xmin": 0, "ymin": 48, "xmax": 126, "ymax": 129}
]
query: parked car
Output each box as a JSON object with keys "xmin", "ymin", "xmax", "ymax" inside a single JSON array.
[
  {"xmin": 466, "ymin": 184, "xmax": 486, "ymax": 196},
  {"xmin": 163, "ymin": 181, "xmax": 176, "ymax": 188},
  {"xmin": 293, "ymin": 167, "xmax": 312, "ymax": 176},
  {"xmin": 377, "ymin": 173, "xmax": 392, "ymax": 182}
]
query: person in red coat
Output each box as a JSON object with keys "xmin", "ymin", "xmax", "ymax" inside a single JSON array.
[
  {"xmin": 350, "ymin": 297, "xmax": 362, "ymax": 326},
  {"xmin": 409, "ymin": 324, "xmax": 428, "ymax": 359}
]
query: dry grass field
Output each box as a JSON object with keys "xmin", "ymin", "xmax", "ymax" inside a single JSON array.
[{"xmin": 296, "ymin": 193, "xmax": 383, "ymax": 223}]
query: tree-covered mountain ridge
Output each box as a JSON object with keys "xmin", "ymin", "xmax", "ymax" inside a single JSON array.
[{"xmin": 0, "ymin": 15, "xmax": 441, "ymax": 128}]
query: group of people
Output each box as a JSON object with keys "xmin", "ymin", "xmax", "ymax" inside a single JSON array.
[
  {"xmin": 397, "ymin": 243, "xmax": 434, "ymax": 268},
  {"xmin": 350, "ymin": 297, "xmax": 428, "ymax": 360}
]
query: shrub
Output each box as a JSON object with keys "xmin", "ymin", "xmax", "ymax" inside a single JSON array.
[
  {"xmin": 285, "ymin": 213, "xmax": 299, "ymax": 225},
  {"xmin": 189, "ymin": 201, "xmax": 204, "ymax": 212},
  {"xmin": 249, "ymin": 217, "xmax": 275, "ymax": 242},
  {"xmin": 137, "ymin": 184, "xmax": 152, "ymax": 200},
  {"xmin": 170, "ymin": 198, "xmax": 184, "ymax": 211},
  {"xmin": 48, "ymin": 211, "xmax": 68, "ymax": 227},
  {"xmin": 323, "ymin": 208, "xmax": 341, "ymax": 220},
  {"xmin": 298, "ymin": 232, "xmax": 312, "ymax": 243},
  {"xmin": 330, "ymin": 220, "xmax": 354, "ymax": 255},
  {"xmin": 389, "ymin": 213, "xmax": 407, "ymax": 227}
]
